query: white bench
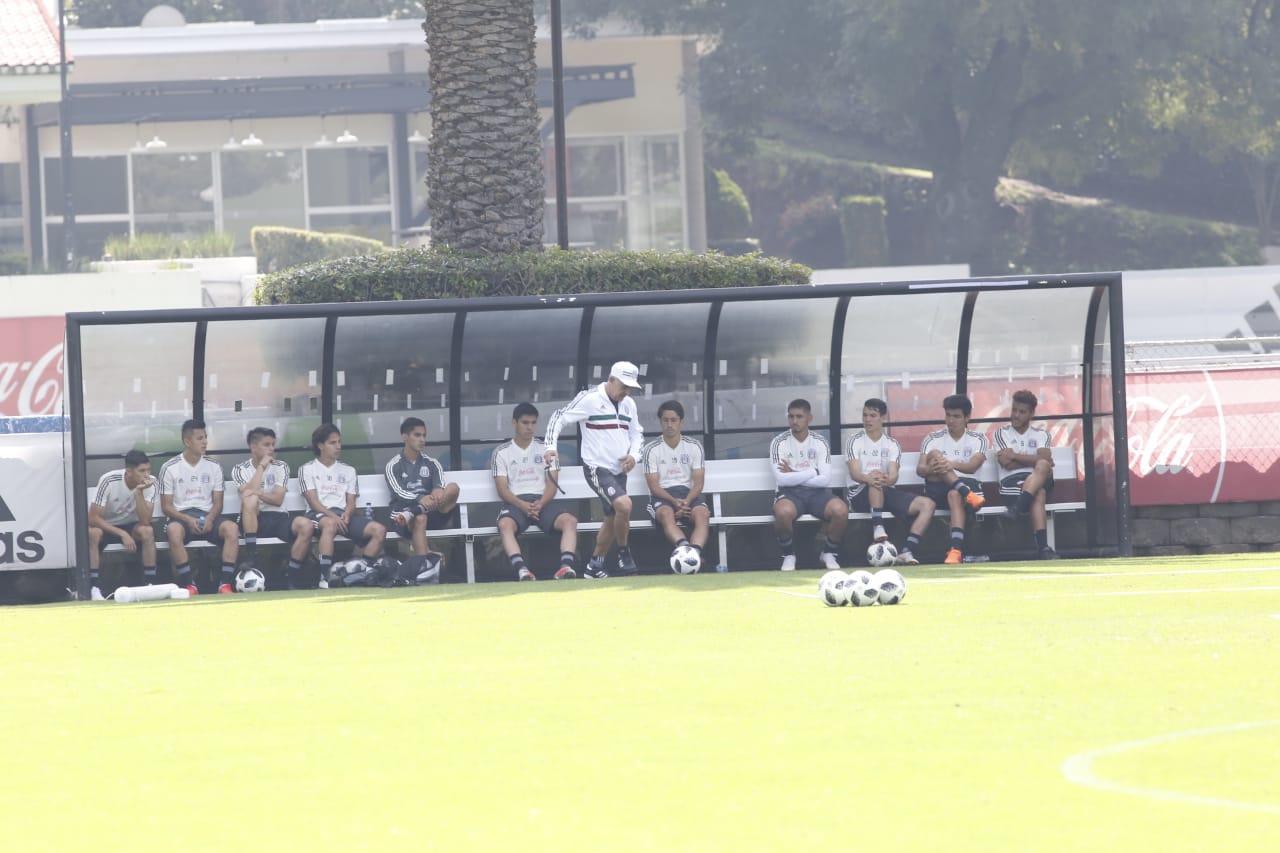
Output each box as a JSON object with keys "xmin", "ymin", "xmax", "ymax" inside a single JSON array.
[{"xmin": 94, "ymin": 445, "xmax": 1082, "ymax": 579}]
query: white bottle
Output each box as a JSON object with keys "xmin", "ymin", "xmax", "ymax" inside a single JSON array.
[{"xmin": 113, "ymin": 583, "xmax": 180, "ymax": 603}]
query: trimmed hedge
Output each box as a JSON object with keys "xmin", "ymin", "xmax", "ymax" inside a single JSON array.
[
  {"xmin": 255, "ymin": 247, "xmax": 812, "ymax": 305},
  {"xmin": 0, "ymin": 252, "xmax": 27, "ymax": 276},
  {"xmin": 705, "ymin": 167, "xmax": 753, "ymax": 240},
  {"xmin": 251, "ymin": 226, "xmax": 386, "ymax": 274},
  {"xmin": 839, "ymin": 195, "xmax": 889, "ymax": 267},
  {"xmin": 103, "ymin": 231, "xmax": 235, "ymax": 261}
]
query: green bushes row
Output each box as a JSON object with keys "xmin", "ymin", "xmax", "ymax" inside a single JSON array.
[
  {"xmin": 0, "ymin": 252, "xmax": 27, "ymax": 275},
  {"xmin": 251, "ymin": 226, "xmax": 386, "ymax": 274},
  {"xmin": 102, "ymin": 231, "xmax": 236, "ymax": 261},
  {"xmin": 256, "ymin": 247, "xmax": 812, "ymax": 305}
]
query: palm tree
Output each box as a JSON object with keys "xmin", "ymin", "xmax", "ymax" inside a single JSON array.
[{"xmin": 423, "ymin": 0, "xmax": 545, "ymax": 252}]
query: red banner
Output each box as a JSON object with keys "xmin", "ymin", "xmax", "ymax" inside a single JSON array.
[{"xmin": 0, "ymin": 316, "xmax": 64, "ymax": 418}]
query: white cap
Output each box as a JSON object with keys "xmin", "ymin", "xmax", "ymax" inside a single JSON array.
[{"xmin": 610, "ymin": 360, "xmax": 641, "ymax": 388}]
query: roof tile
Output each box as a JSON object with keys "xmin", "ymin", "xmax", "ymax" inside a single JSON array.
[{"xmin": 0, "ymin": 0, "xmax": 69, "ymax": 74}]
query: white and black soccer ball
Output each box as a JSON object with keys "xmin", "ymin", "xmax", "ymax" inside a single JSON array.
[
  {"xmin": 235, "ymin": 567, "xmax": 267, "ymax": 593},
  {"xmin": 669, "ymin": 544, "xmax": 702, "ymax": 574},
  {"xmin": 845, "ymin": 569, "xmax": 879, "ymax": 607},
  {"xmin": 871, "ymin": 568, "xmax": 907, "ymax": 605},
  {"xmin": 866, "ymin": 541, "xmax": 899, "ymax": 568},
  {"xmin": 819, "ymin": 570, "xmax": 851, "ymax": 607},
  {"xmin": 330, "ymin": 558, "xmax": 372, "ymax": 588}
]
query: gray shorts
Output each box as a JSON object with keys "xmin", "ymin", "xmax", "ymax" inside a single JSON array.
[
  {"xmin": 584, "ymin": 466, "xmax": 629, "ymax": 517},
  {"xmin": 774, "ymin": 486, "xmax": 839, "ymax": 519}
]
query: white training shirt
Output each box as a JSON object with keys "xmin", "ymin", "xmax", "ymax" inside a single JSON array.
[
  {"xmin": 231, "ymin": 458, "xmax": 292, "ymax": 514},
  {"xmin": 92, "ymin": 469, "xmax": 159, "ymax": 526},
  {"xmin": 159, "ymin": 454, "xmax": 224, "ymax": 513},
  {"xmin": 992, "ymin": 423, "xmax": 1052, "ymax": 480},
  {"xmin": 490, "ymin": 438, "xmax": 550, "ymax": 497},
  {"xmin": 770, "ymin": 430, "xmax": 832, "ymax": 490},
  {"xmin": 298, "ymin": 458, "xmax": 360, "ymax": 509},
  {"xmin": 843, "ymin": 430, "xmax": 903, "ymax": 498},
  {"xmin": 544, "ymin": 382, "xmax": 644, "ymax": 474},
  {"xmin": 641, "ymin": 435, "xmax": 705, "ymax": 490},
  {"xmin": 920, "ymin": 428, "xmax": 988, "ymax": 478}
]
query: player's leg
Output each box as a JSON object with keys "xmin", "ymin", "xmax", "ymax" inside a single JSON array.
[
  {"xmin": 286, "ymin": 515, "xmax": 316, "ymax": 589},
  {"xmin": 654, "ymin": 503, "xmax": 683, "ymax": 548},
  {"xmin": 548, "ymin": 507, "xmax": 579, "ymax": 579},
  {"xmin": 240, "ymin": 493, "xmax": 261, "ymax": 568},
  {"xmin": 497, "ymin": 512, "xmax": 534, "ymax": 581},
  {"xmin": 167, "ymin": 515, "xmax": 197, "ymax": 591},
  {"xmin": 132, "ymin": 521, "xmax": 158, "ymax": 584},
  {"xmin": 867, "ymin": 485, "xmax": 889, "ymax": 542},
  {"xmin": 688, "ymin": 503, "xmax": 711, "ymax": 549},
  {"xmin": 410, "ymin": 511, "xmax": 430, "ymax": 555},
  {"xmin": 314, "ymin": 513, "xmax": 340, "ymax": 580},
  {"xmin": 87, "ymin": 527, "xmax": 106, "ymax": 597},
  {"xmin": 945, "ymin": 488, "xmax": 967, "ymax": 564},
  {"xmin": 582, "ymin": 466, "xmax": 617, "ymax": 578},
  {"xmin": 773, "ymin": 493, "xmax": 799, "ymax": 570},
  {"xmin": 611, "ymin": 493, "xmax": 637, "ymax": 574},
  {"xmin": 358, "ymin": 520, "xmax": 386, "ymax": 561},
  {"xmin": 1031, "ymin": 475, "xmax": 1056, "ymax": 558},
  {"xmin": 819, "ymin": 496, "xmax": 847, "ymax": 569},
  {"xmin": 435, "ymin": 483, "xmax": 461, "ymax": 515},
  {"xmin": 895, "ymin": 492, "xmax": 933, "ymax": 566},
  {"xmin": 216, "ymin": 518, "xmax": 241, "ymax": 593}
]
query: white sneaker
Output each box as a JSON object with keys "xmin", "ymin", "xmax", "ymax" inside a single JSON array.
[
  {"xmin": 819, "ymin": 551, "xmax": 841, "ymax": 570},
  {"xmin": 90, "ymin": 586, "xmax": 106, "ymax": 601},
  {"xmin": 895, "ymin": 550, "xmax": 920, "ymax": 566},
  {"xmin": 780, "ymin": 554, "xmax": 797, "ymax": 572},
  {"xmin": 872, "ymin": 524, "xmax": 889, "ymax": 542}
]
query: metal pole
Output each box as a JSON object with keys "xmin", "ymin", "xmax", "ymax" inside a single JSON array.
[
  {"xmin": 550, "ymin": 0, "xmax": 570, "ymax": 250},
  {"xmin": 58, "ymin": 0, "xmax": 75, "ymax": 270}
]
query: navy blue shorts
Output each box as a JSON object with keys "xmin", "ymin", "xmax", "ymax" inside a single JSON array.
[
  {"xmin": 497, "ymin": 495, "xmax": 573, "ymax": 535},
  {"xmin": 774, "ymin": 486, "xmax": 839, "ymax": 519},
  {"xmin": 847, "ymin": 485, "xmax": 918, "ymax": 518},
  {"xmin": 1000, "ymin": 472, "xmax": 1055, "ymax": 506},
  {"xmin": 390, "ymin": 502, "xmax": 455, "ymax": 536},
  {"xmin": 647, "ymin": 484, "xmax": 709, "ymax": 524},
  {"xmin": 308, "ymin": 507, "xmax": 376, "ymax": 543},
  {"xmin": 172, "ymin": 509, "xmax": 227, "ymax": 545},
  {"xmin": 243, "ymin": 511, "xmax": 295, "ymax": 541},
  {"xmin": 924, "ymin": 477, "xmax": 981, "ymax": 506}
]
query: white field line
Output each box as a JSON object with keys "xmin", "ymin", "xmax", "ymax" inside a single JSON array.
[
  {"xmin": 1062, "ymin": 720, "xmax": 1280, "ymax": 815},
  {"xmin": 912, "ymin": 565, "xmax": 1280, "ymax": 585},
  {"xmin": 1022, "ymin": 585, "xmax": 1280, "ymax": 600}
]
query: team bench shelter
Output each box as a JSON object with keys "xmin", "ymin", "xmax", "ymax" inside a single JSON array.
[{"xmin": 67, "ymin": 273, "xmax": 1132, "ymax": 595}]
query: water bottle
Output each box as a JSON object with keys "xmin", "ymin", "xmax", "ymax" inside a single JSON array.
[
  {"xmin": 961, "ymin": 554, "xmax": 990, "ymax": 563},
  {"xmin": 364, "ymin": 502, "xmax": 374, "ymax": 519},
  {"xmin": 715, "ymin": 564, "xmax": 729, "ymax": 573}
]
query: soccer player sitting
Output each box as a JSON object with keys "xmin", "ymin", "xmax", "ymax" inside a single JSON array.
[
  {"xmin": 159, "ymin": 418, "xmax": 241, "ymax": 594},
  {"xmin": 299, "ymin": 424, "xmax": 388, "ymax": 582},
  {"xmin": 87, "ymin": 450, "xmax": 159, "ymax": 599},
  {"xmin": 385, "ymin": 416, "xmax": 460, "ymax": 578},
  {"xmin": 994, "ymin": 389, "xmax": 1058, "ymax": 559},
  {"xmin": 233, "ymin": 427, "xmax": 315, "ymax": 589},
  {"xmin": 770, "ymin": 398, "xmax": 847, "ymax": 571},
  {"xmin": 918, "ymin": 394, "xmax": 988, "ymax": 565},
  {"xmin": 844, "ymin": 398, "xmax": 935, "ymax": 566},
  {"xmin": 491, "ymin": 403, "xmax": 579, "ymax": 581},
  {"xmin": 642, "ymin": 400, "xmax": 710, "ymax": 567}
]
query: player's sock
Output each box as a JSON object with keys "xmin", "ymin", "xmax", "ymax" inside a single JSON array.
[
  {"xmin": 221, "ymin": 563, "xmax": 236, "ymax": 584},
  {"xmin": 953, "ymin": 481, "xmax": 972, "ymax": 498},
  {"xmin": 1034, "ymin": 528, "xmax": 1049, "ymax": 550},
  {"xmin": 691, "ymin": 543, "xmax": 703, "ymax": 555},
  {"xmin": 950, "ymin": 527, "xmax": 965, "ymax": 548},
  {"xmin": 243, "ymin": 537, "xmax": 258, "ymax": 563},
  {"xmin": 286, "ymin": 558, "xmax": 302, "ymax": 588},
  {"xmin": 822, "ymin": 537, "xmax": 841, "ymax": 554},
  {"xmin": 1016, "ymin": 491, "xmax": 1034, "ymax": 517},
  {"xmin": 871, "ymin": 508, "xmax": 884, "ymax": 523},
  {"xmin": 905, "ymin": 533, "xmax": 922, "ymax": 552},
  {"xmin": 588, "ymin": 554, "xmax": 606, "ymax": 570},
  {"xmin": 175, "ymin": 562, "xmax": 192, "ymax": 584},
  {"xmin": 559, "ymin": 551, "xmax": 577, "ymax": 570},
  {"xmin": 142, "ymin": 566, "xmax": 157, "ymax": 582},
  {"xmin": 778, "ymin": 535, "xmax": 795, "ymax": 555},
  {"xmin": 676, "ymin": 537, "xmax": 690, "ymax": 548},
  {"xmin": 89, "ymin": 569, "xmax": 101, "ymax": 590},
  {"xmin": 318, "ymin": 555, "xmax": 333, "ymax": 579},
  {"xmin": 509, "ymin": 554, "xmax": 528, "ymax": 573}
]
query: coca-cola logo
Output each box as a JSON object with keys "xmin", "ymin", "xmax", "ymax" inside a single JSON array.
[{"xmin": 0, "ymin": 342, "xmax": 64, "ymax": 417}]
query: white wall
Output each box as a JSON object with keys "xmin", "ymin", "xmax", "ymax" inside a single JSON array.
[{"xmin": 0, "ymin": 269, "xmax": 204, "ymax": 316}]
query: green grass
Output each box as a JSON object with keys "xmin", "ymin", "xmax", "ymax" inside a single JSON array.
[{"xmin": 3, "ymin": 554, "xmax": 1279, "ymax": 851}]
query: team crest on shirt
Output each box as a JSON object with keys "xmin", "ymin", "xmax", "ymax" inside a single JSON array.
[
  {"xmin": 534, "ymin": 454, "xmax": 543, "ymax": 465},
  {"xmin": 420, "ymin": 466, "xmax": 431, "ymax": 477},
  {"xmin": 808, "ymin": 449, "xmax": 817, "ymax": 459},
  {"xmin": 201, "ymin": 474, "xmax": 210, "ymax": 484},
  {"xmin": 266, "ymin": 474, "xmax": 276, "ymax": 486},
  {"xmin": 680, "ymin": 454, "xmax": 689, "ymax": 464},
  {"xmin": 338, "ymin": 474, "xmax": 347, "ymax": 484}
]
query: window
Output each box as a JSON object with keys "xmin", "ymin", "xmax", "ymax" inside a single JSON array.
[
  {"xmin": 0, "ymin": 163, "xmax": 21, "ymax": 254},
  {"xmin": 221, "ymin": 148, "xmax": 305, "ymax": 253},
  {"xmin": 133, "ymin": 152, "xmax": 215, "ymax": 236}
]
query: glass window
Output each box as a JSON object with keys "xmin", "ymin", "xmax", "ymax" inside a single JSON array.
[
  {"xmin": 546, "ymin": 139, "xmax": 623, "ymax": 198},
  {"xmin": 133, "ymin": 152, "xmax": 215, "ymax": 235},
  {"xmin": 409, "ymin": 140, "xmax": 430, "ymax": 228},
  {"xmin": 459, "ymin": 308, "xmax": 583, "ymax": 465},
  {"xmin": 43, "ymin": 156, "xmax": 128, "ymax": 216},
  {"xmin": 46, "ymin": 221, "xmax": 130, "ymax": 266},
  {"xmin": 221, "ymin": 149, "xmax": 304, "ymax": 253},
  {"xmin": 588, "ymin": 303, "xmax": 709, "ymax": 435},
  {"xmin": 643, "ymin": 136, "xmax": 681, "ymax": 197},
  {"xmin": 201, "ymin": 317, "xmax": 328, "ymax": 457},
  {"xmin": 307, "ymin": 147, "xmax": 391, "ymax": 208},
  {"xmin": 332, "ymin": 313, "xmax": 455, "ymax": 458},
  {"xmin": 543, "ymin": 200, "xmax": 626, "ymax": 250},
  {"xmin": 80, "ymin": 323, "xmax": 196, "ymax": 459},
  {"xmin": 0, "ymin": 224, "xmax": 21, "ymax": 255},
  {"xmin": 308, "ymin": 211, "xmax": 392, "ymax": 245},
  {"xmin": 714, "ymin": 299, "xmax": 839, "ymax": 432},
  {"xmin": 0, "ymin": 162, "xmax": 21, "ymax": 219}
]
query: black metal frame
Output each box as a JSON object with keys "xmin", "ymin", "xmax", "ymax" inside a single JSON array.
[{"xmin": 65, "ymin": 272, "xmax": 1131, "ymax": 597}]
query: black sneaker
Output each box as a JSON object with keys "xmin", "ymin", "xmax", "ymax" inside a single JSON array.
[
  {"xmin": 1040, "ymin": 546, "xmax": 1059, "ymax": 560},
  {"xmin": 582, "ymin": 558, "xmax": 610, "ymax": 579},
  {"xmin": 616, "ymin": 547, "xmax": 638, "ymax": 576}
]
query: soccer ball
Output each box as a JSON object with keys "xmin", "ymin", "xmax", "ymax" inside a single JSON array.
[
  {"xmin": 235, "ymin": 567, "xmax": 266, "ymax": 593},
  {"xmin": 329, "ymin": 558, "xmax": 372, "ymax": 588},
  {"xmin": 669, "ymin": 544, "xmax": 702, "ymax": 574},
  {"xmin": 871, "ymin": 568, "xmax": 907, "ymax": 605},
  {"xmin": 845, "ymin": 569, "xmax": 880, "ymax": 607},
  {"xmin": 866, "ymin": 540, "xmax": 899, "ymax": 567},
  {"xmin": 819, "ymin": 570, "xmax": 851, "ymax": 607}
]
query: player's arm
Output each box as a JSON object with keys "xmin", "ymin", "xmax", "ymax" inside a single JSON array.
[
  {"xmin": 342, "ymin": 491, "xmax": 356, "ymax": 526},
  {"xmin": 644, "ymin": 471, "xmax": 678, "ymax": 505},
  {"xmin": 238, "ymin": 461, "xmax": 265, "ymax": 498},
  {"xmin": 542, "ymin": 391, "xmax": 591, "ymax": 462},
  {"xmin": 846, "ymin": 456, "xmax": 871, "ymax": 486},
  {"xmin": 687, "ymin": 466, "xmax": 705, "ymax": 503},
  {"xmin": 204, "ymin": 488, "xmax": 225, "ymax": 532},
  {"xmin": 88, "ymin": 503, "xmax": 127, "ymax": 538},
  {"xmin": 135, "ymin": 482, "xmax": 157, "ymax": 524},
  {"xmin": 624, "ymin": 409, "xmax": 644, "ymax": 471},
  {"xmin": 494, "ymin": 474, "xmax": 528, "ymax": 512},
  {"xmin": 955, "ymin": 436, "xmax": 988, "ymax": 476},
  {"xmin": 302, "ymin": 487, "xmax": 329, "ymax": 516}
]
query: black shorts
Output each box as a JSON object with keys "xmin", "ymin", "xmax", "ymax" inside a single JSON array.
[
  {"xmin": 1000, "ymin": 472, "xmax": 1055, "ymax": 505},
  {"xmin": 924, "ymin": 477, "xmax": 981, "ymax": 506},
  {"xmin": 245, "ymin": 511, "xmax": 294, "ymax": 541},
  {"xmin": 171, "ymin": 509, "xmax": 227, "ymax": 546},
  {"xmin": 307, "ymin": 507, "xmax": 376, "ymax": 543},
  {"xmin": 95, "ymin": 521, "xmax": 149, "ymax": 550},
  {"xmin": 774, "ymin": 486, "xmax": 839, "ymax": 519},
  {"xmin": 584, "ymin": 466, "xmax": 629, "ymax": 517},
  {"xmin": 648, "ymin": 484, "xmax": 709, "ymax": 524},
  {"xmin": 847, "ymin": 485, "xmax": 918, "ymax": 518},
  {"xmin": 497, "ymin": 496, "xmax": 572, "ymax": 535},
  {"xmin": 390, "ymin": 503, "xmax": 455, "ymax": 536}
]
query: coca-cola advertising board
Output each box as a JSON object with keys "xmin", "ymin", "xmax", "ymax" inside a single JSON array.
[{"xmin": 0, "ymin": 315, "xmax": 64, "ymax": 426}]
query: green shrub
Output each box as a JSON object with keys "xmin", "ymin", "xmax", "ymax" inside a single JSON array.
[
  {"xmin": 839, "ymin": 195, "xmax": 889, "ymax": 267},
  {"xmin": 103, "ymin": 231, "xmax": 236, "ymax": 261},
  {"xmin": 779, "ymin": 194, "xmax": 844, "ymax": 268},
  {"xmin": 251, "ymin": 226, "xmax": 386, "ymax": 274},
  {"xmin": 0, "ymin": 252, "xmax": 27, "ymax": 275},
  {"xmin": 256, "ymin": 247, "xmax": 812, "ymax": 305},
  {"xmin": 705, "ymin": 168, "xmax": 753, "ymax": 240}
]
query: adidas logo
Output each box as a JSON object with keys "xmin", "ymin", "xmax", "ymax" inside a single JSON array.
[
  {"xmin": 0, "ymin": 490, "xmax": 13, "ymax": 523},
  {"xmin": 0, "ymin": 485, "xmax": 46, "ymax": 564}
]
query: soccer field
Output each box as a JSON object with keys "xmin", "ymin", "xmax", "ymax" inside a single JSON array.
[{"xmin": 3, "ymin": 554, "xmax": 1278, "ymax": 852}]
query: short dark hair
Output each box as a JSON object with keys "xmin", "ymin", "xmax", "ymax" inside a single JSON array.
[
  {"xmin": 657, "ymin": 400, "xmax": 684, "ymax": 420},
  {"xmin": 180, "ymin": 418, "xmax": 206, "ymax": 438},
  {"xmin": 124, "ymin": 450, "xmax": 150, "ymax": 469},
  {"xmin": 246, "ymin": 426, "xmax": 276, "ymax": 446},
  {"xmin": 1012, "ymin": 389, "xmax": 1039, "ymax": 410},
  {"xmin": 787, "ymin": 398, "xmax": 812, "ymax": 414},
  {"xmin": 512, "ymin": 402, "xmax": 538, "ymax": 421},
  {"xmin": 863, "ymin": 398, "xmax": 887, "ymax": 416},
  {"xmin": 400, "ymin": 416, "xmax": 426, "ymax": 435},
  {"xmin": 311, "ymin": 423, "xmax": 340, "ymax": 456},
  {"xmin": 942, "ymin": 394, "xmax": 972, "ymax": 416}
]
